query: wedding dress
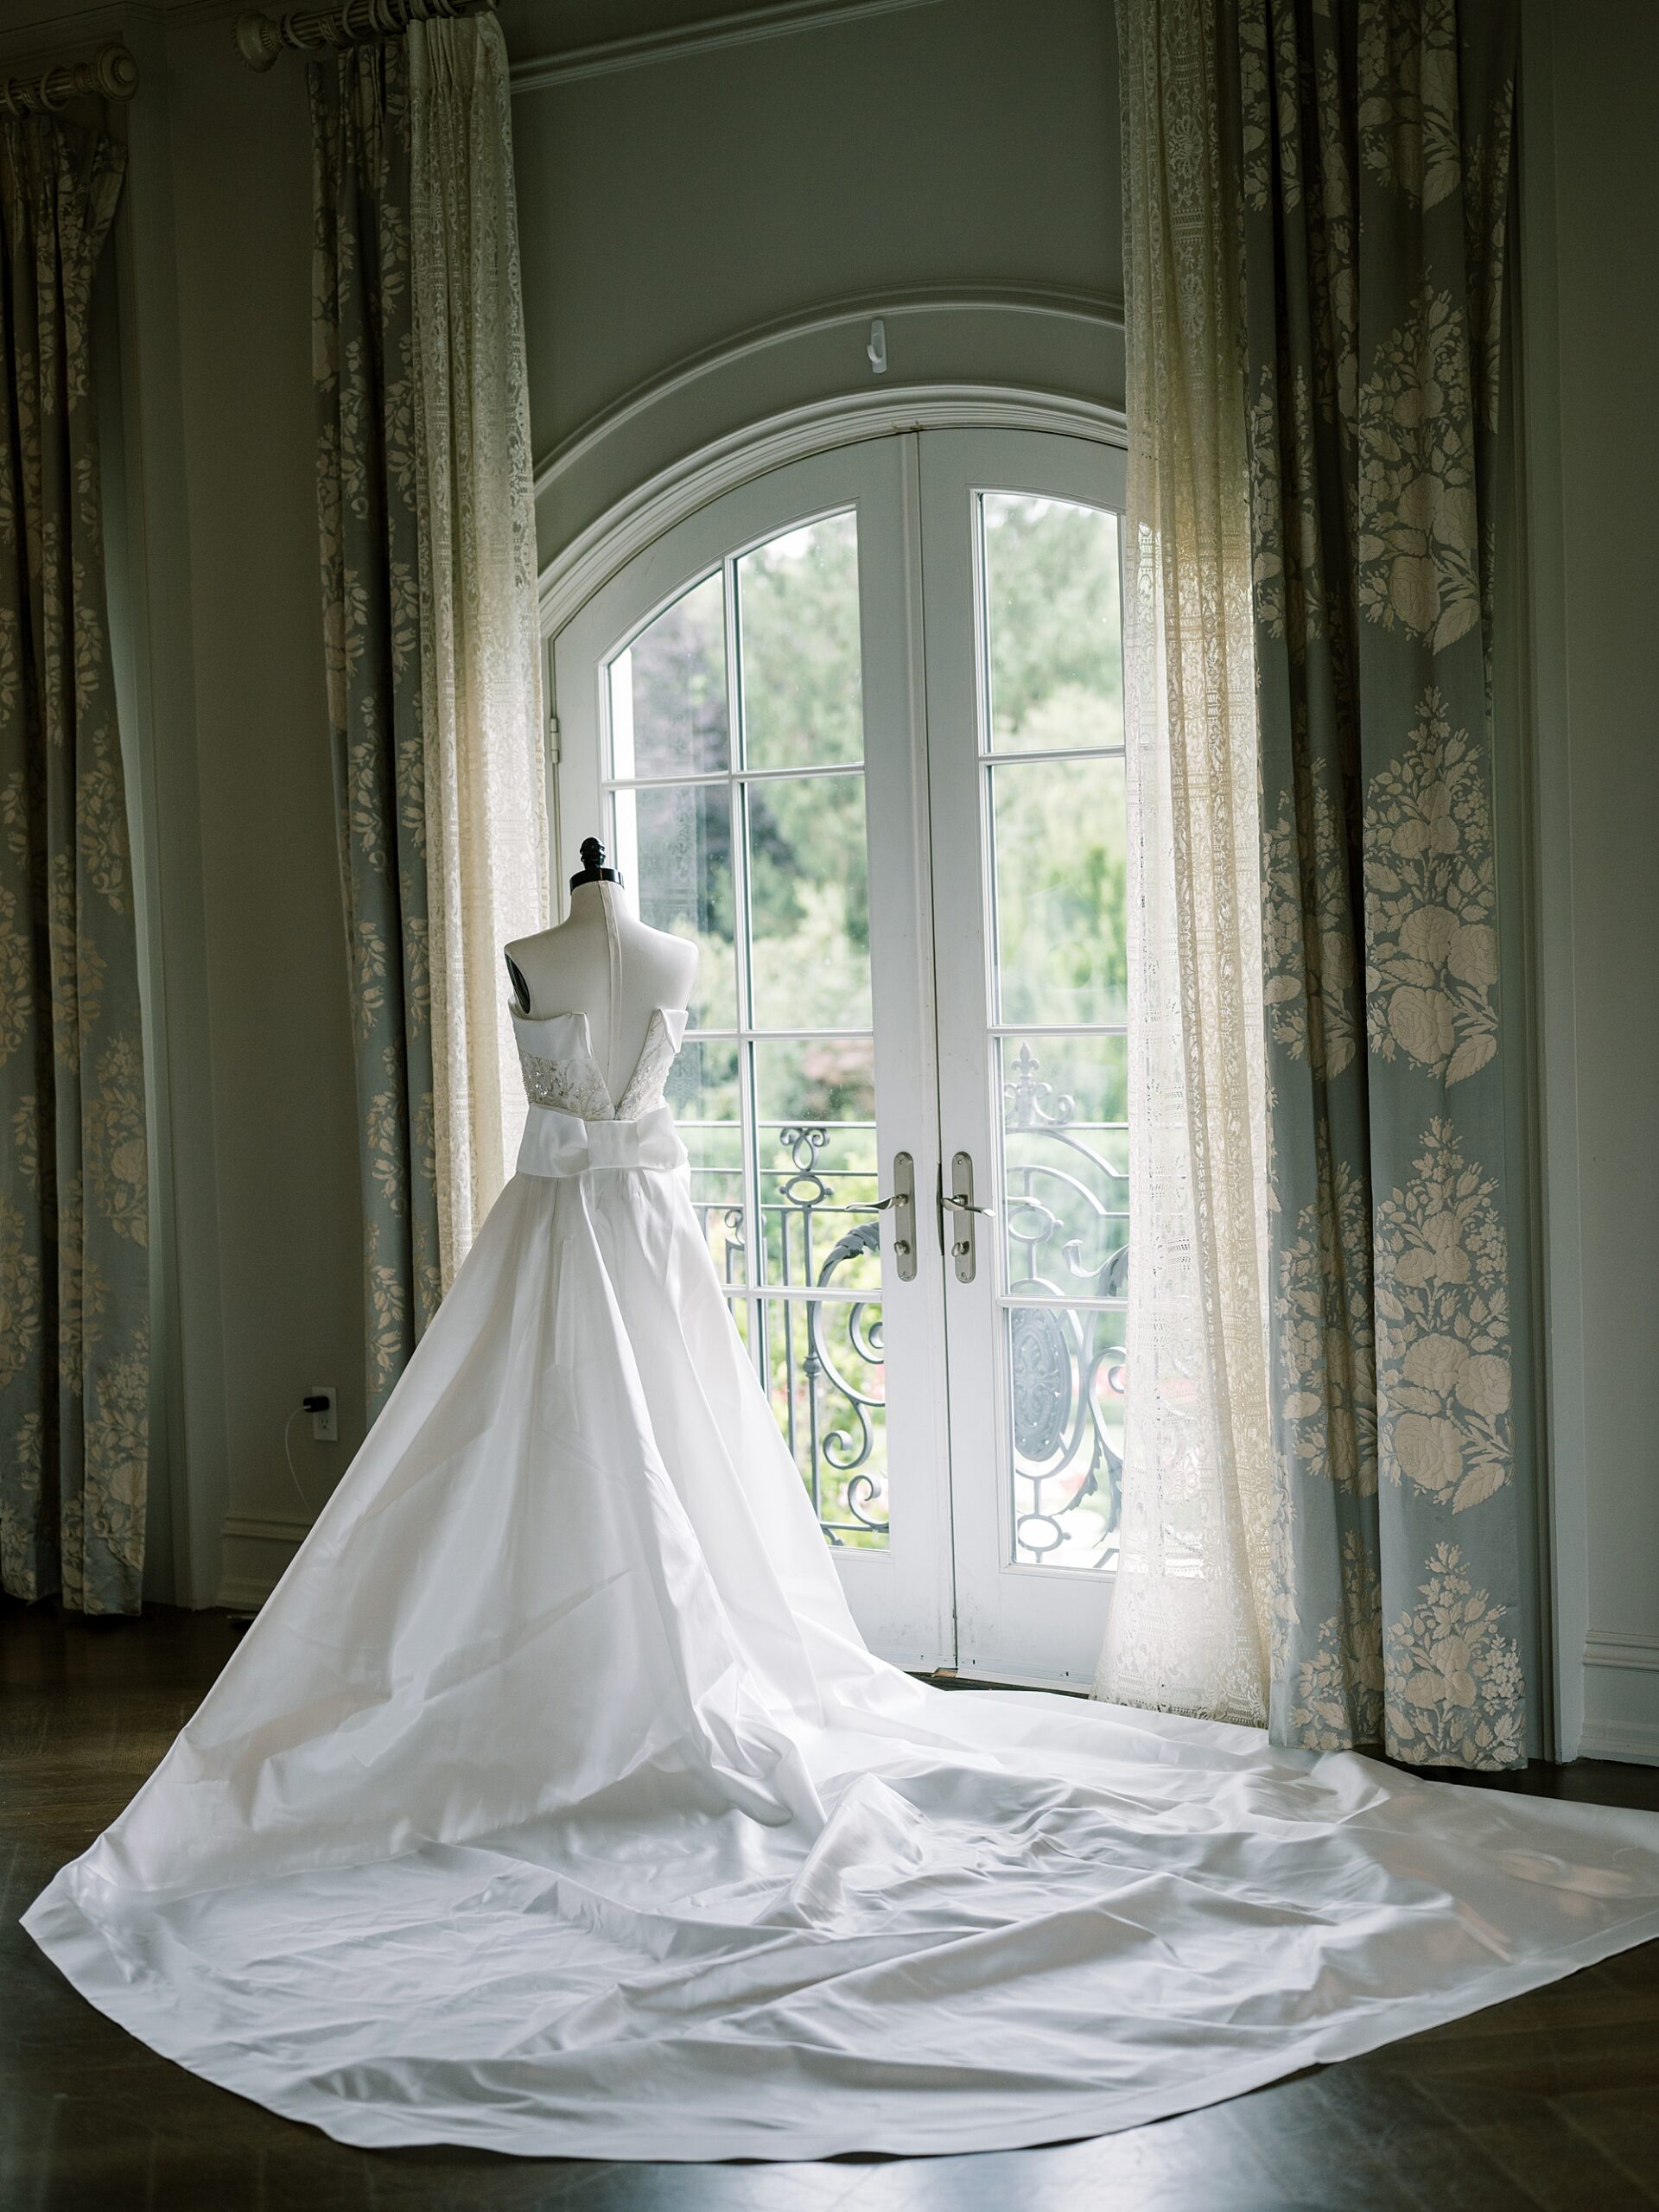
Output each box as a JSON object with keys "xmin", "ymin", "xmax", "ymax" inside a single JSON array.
[{"xmin": 24, "ymin": 985, "xmax": 1659, "ymax": 2161}]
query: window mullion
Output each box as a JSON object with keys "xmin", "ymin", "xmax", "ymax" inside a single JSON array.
[{"xmin": 723, "ymin": 553, "xmax": 764, "ymax": 1371}]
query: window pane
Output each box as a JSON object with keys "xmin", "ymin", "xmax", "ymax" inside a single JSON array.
[
  {"xmin": 999, "ymin": 1034, "xmax": 1128, "ymax": 1299},
  {"xmin": 759, "ymin": 1295, "xmax": 888, "ymax": 1550},
  {"xmin": 609, "ymin": 570, "xmax": 729, "ymax": 779},
  {"xmin": 737, "ymin": 513, "xmax": 863, "ymax": 770},
  {"xmin": 989, "ymin": 756, "xmax": 1128, "ymax": 1026},
  {"xmin": 982, "ymin": 495, "xmax": 1123, "ymax": 753},
  {"xmin": 752, "ymin": 1036, "xmax": 877, "ymax": 1290},
  {"xmin": 667, "ymin": 1037, "xmax": 746, "ymax": 1285},
  {"xmin": 1006, "ymin": 1302, "xmax": 1123, "ymax": 1571},
  {"xmin": 747, "ymin": 772, "xmax": 872, "ymax": 1031},
  {"xmin": 610, "ymin": 781, "xmax": 736, "ymax": 1030}
]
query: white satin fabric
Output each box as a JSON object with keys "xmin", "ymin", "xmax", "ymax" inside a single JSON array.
[{"xmin": 24, "ymin": 1023, "xmax": 1659, "ymax": 2159}]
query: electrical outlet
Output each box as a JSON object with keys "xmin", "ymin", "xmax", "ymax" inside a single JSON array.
[{"xmin": 309, "ymin": 1385, "xmax": 338, "ymax": 1443}]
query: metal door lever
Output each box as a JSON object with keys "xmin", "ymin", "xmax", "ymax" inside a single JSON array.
[
  {"xmin": 851, "ymin": 1151, "xmax": 917, "ymax": 1281},
  {"xmin": 939, "ymin": 1153, "xmax": 988, "ymax": 1283}
]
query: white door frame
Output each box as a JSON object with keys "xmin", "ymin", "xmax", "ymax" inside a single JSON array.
[
  {"xmin": 919, "ymin": 428, "xmax": 1130, "ymax": 1686},
  {"xmin": 543, "ymin": 396, "xmax": 1130, "ymax": 1684},
  {"xmin": 553, "ymin": 441, "xmax": 955, "ymax": 1667}
]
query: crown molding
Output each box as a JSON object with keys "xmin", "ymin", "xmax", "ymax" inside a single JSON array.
[
  {"xmin": 0, "ymin": 0, "xmax": 938, "ymax": 75},
  {"xmin": 0, "ymin": 0, "xmax": 235, "ymax": 69},
  {"xmin": 508, "ymin": 0, "xmax": 941, "ymax": 94},
  {"xmin": 0, "ymin": 5, "xmax": 128, "ymax": 69}
]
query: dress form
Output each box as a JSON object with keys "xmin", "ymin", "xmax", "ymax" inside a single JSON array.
[{"xmin": 504, "ymin": 840, "xmax": 697, "ymax": 1102}]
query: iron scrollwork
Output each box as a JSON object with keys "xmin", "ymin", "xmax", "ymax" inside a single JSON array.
[
  {"xmin": 683, "ymin": 1039, "xmax": 1128, "ymax": 1572},
  {"xmin": 774, "ymin": 1125, "xmax": 890, "ymax": 1543},
  {"xmin": 689, "ymin": 1122, "xmax": 891, "ymax": 1547},
  {"xmin": 1003, "ymin": 1042, "xmax": 1128, "ymax": 1569}
]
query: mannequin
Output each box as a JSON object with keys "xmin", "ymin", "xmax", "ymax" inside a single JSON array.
[{"xmin": 504, "ymin": 837, "xmax": 698, "ymax": 1100}]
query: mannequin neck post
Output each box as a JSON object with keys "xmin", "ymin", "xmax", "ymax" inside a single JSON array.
[{"xmin": 568, "ymin": 879, "xmax": 629, "ymax": 923}]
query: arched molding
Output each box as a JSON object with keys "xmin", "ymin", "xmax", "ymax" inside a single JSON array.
[
  {"xmin": 538, "ymin": 372, "xmax": 1127, "ymax": 640},
  {"xmin": 533, "ymin": 283, "xmax": 1122, "ymax": 508},
  {"xmin": 534, "ymin": 287, "xmax": 1124, "ymax": 630}
]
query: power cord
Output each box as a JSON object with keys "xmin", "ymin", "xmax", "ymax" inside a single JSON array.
[
  {"xmin": 283, "ymin": 1405, "xmax": 311, "ymax": 1516},
  {"xmin": 283, "ymin": 1395, "xmax": 334, "ymax": 1516}
]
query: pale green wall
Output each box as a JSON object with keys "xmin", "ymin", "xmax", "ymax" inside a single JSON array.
[
  {"xmin": 506, "ymin": 0, "xmax": 1121, "ymax": 442},
  {"xmin": 162, "ymin": 20, "xmax": 366, "ymax": 1601},
  {"xmin": 1522, "ymin": 0, "xmax": 1659, "ymax": 1758}
]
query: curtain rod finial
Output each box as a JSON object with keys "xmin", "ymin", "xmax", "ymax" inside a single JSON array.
[
  {"xmin": 92, "ymin": 42, "xmax": 139, "ymax": 99},
  {"xmin": 235, "ymin": 11, "xmax": 283, "ymax": 71}
]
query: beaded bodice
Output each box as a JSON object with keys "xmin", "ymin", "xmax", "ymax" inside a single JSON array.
[{"xmin": 512, "ymin": 1006, "xmax": 687, "ymax": 1123}]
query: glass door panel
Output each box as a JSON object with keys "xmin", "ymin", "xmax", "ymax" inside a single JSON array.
[
  {"xmin": 921, "ymin": 429, "xmax": 1130, "ymax": 1684},
  {"xmin": 556, "ymin": 426, "xmax": 1130, "ymax": 1688},
  {"xmin": 554, "ymin": 442, "xmax": 952, "ymax": 1667}
]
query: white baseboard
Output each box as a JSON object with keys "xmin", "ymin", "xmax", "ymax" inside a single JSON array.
[
  {"xmin": 216, "ymin": 1573, "xmax": 283, "ymax": 1612},
  {"xmin": 215, "ymin": 1510, "xmax": 312, "ymax": 1612},
  {"xmin": 1578, "ymin": 1717, "xmax": 1659, "ymax": 1764},
  {"xmin": 1580, "ymin": 1630, "xmax": 1659, "ymax": 1766},
  {"xmin": 221, "ymin": 1512, "xmax": 313, "ymax": 1544}
]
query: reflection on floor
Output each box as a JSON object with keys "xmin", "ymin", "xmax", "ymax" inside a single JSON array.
[{"xmin": 5, "ymin": 1599, "xmax": 1659, "ymax": 2211}]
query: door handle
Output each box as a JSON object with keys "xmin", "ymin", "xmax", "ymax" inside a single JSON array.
[
  {"xmin": 849, "ymin": 1150, "xmax": 917, "ymax": 1281},
  {"xmin": 940, "ymin": 1152, "xmax": 990, "ymax": 1284}
]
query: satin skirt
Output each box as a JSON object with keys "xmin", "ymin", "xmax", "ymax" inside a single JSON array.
[{"xmin": 24, "ymin": 1140, "xmax": 1659, "ymax": 2159}]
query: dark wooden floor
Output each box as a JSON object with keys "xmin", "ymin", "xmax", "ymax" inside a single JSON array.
[{"xmin": 6, "ymin": 1604, "xmax": 1659, "ymax": 2212}]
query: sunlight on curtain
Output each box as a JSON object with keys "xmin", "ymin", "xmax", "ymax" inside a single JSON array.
[
  {"xmin": 1095, "ymin": 0, "xmax": 1275, "ymax": 1724},
  {"xmin": 409, "ymin": 14, "xmax": 550, "ymax": 1281}
]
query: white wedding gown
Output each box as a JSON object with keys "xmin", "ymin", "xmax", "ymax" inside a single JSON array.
[{"xmin": 25, "ymin": 1000, "xmax": 1659, "ymax": 2160}]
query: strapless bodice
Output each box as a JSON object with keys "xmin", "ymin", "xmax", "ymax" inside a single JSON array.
[
  {"xmin": 512, "ymin": 1005, "xmax": 688, "ymax": 1122},
  {"xmin": 511, "ymin": 1005, "xmax": 690, "ymax": 1179}
]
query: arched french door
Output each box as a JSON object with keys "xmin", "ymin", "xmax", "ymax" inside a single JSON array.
[{"xmin": 554, "ymin": 426, "xmax": 1128, "ymax": 1686}]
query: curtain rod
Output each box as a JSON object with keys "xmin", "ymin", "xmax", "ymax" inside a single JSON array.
[
  {"xmin": 0, "ymin": 41, "xmax": 138, "ymax": 117},
  {"xmin": 236, "ymin": 0, "xmax": 494, "ymax": 72}
]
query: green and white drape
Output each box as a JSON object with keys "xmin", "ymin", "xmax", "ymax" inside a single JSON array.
[
  {"xmin": 0, "ymin": 118, "xmax": 149, "ymax": 1614},
  {"xmin": 312, "ymin": 41, "xmax": 443, "ymax": 1421},
  {"xmin": 1243, "ymin": 0, "xmax": 1522, "ymax": 1766},
  {"xmin": 1107, "ymin": 0, "xmax": 1524, "ymax": 1770},
  {"xmin": 311, "ymin": 16, "xmax": 548, "ymax": 1424}
]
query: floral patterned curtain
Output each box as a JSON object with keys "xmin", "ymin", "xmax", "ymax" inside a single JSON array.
[
  {"xmin": 311, "ymin": 45, "xmax": 442, "ymax": 1421},
  {"xmin": 311, "ymin": 22, "xmax": 546, "ymax": 1424},
  {"xmin": 1236, "ymin": 0, "xmax": 1523, "ymax": 1765},
  {"xmin": 0, "ymin": 118, "xmax": 149, "ymax": 1615}
]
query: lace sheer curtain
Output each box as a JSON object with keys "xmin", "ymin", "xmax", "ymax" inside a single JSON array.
[
  {"xmin": 1095, "ymin": 0, "xmax": 1275, "ymax": 1723},
  {"xmin": 408, "ymin": 15, "xmax": 550, "ymax": 1279}
]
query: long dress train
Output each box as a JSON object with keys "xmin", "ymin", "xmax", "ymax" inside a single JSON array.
[{"xmin": 23, "ymin": 1001, "xmax": 1659, "ymax": 2159}]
